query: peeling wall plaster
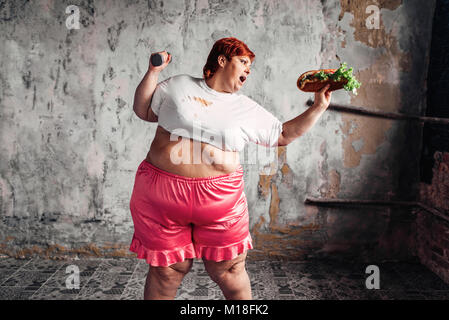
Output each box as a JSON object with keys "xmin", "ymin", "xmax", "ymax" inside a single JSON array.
[{"xmin": 0, "ymin": 0, "xmax": 435, "ymax": 261}]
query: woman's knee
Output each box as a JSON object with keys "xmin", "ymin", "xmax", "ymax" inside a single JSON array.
[
  {"xmin": 204, "ymin": 252, "xmax": 247, "ymax": 284},
  {"xmin": 149, "ymin": 259, "xmax": 193, "ymax": 284}
]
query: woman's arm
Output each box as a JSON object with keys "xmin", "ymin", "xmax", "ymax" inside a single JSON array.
[
  {"xmin": 133, "ymin": 51, "xmax": 172, "ymax": 122},
  {"xmin": 133, "ymin": 70, "xmax": 160, "ymax": 122},
  {"xmin": 278, "ymin": 84, "xmax": 332, "ymax": 146}
]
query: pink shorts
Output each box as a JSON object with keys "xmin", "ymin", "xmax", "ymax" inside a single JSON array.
[{"xmin": 129, "ymin": 159, "xmax": 253, "ymax": 267}]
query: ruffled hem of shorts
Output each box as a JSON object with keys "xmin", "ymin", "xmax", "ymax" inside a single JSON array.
[
  {"xmin": 129, "ymin": 236, "xmax": 196, "ymax": 267},
  {"xmin": 195, "ymin": 234, "xmax": 253, "ymax": 262}
]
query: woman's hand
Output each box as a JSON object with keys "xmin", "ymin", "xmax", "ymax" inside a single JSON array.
[
  {"xmin": 148, "ymin": 51, "xmax": 172, "ymax": 73},
  {"xmin": 313, "ymin": 84, "xmax": 332, "ymax": 110}
]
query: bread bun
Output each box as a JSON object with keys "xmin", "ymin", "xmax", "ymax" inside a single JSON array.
[{"xmin": 297, "ymin": 69, "xmax": 348, "ymax": 92}]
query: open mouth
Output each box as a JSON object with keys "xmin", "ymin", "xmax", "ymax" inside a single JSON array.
[{"xmin": 239, "ymin": 76, "xmax": 247, "ymax": 84}]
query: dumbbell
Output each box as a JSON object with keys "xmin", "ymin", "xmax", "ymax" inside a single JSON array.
[{"xmin": 151, "ymin": 52, "xmax": 171, "ymax": 67}]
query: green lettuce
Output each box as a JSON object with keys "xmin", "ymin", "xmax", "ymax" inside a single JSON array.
[
  {"xmin": 313, "ymin": 62, "xmax": 362, "ymax": 95},
  {"xmin": 314, "ymin": 70, "xmax": 329, "ymax": 81}
]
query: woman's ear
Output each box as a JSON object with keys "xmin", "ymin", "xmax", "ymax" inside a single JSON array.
[{"xmin": 218, "ymin": 55, "xmax": 227, "ymax": 68}]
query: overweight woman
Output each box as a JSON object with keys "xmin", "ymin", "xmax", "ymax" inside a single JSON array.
[{"xmin": 130, "ymin": 37, "xmax": 332, "ymax": 300}]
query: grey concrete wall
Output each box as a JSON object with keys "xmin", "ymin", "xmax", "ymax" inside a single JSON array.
[{"xmin": 0, "ymin": 0, "xmax": 435, "ymax": 261}]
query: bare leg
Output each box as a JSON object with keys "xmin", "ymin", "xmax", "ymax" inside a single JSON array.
[
  {"xmin": 203, "ymin": 252, "xmax": 252, "ymax": 300},
  {"xmin": 144, "ymin": 259, "xmax": 193, "ymax": 300}
]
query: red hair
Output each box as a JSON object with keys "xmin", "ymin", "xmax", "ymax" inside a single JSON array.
[{"xmin": 203, "ymin": 37, "xmax": 255, "ymax": 79}]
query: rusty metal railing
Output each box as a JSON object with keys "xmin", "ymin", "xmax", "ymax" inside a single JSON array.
[
  {"xmin": 303, "ymin": 100, "xmax": 449, "ymax": 222},
  {"xmin": 306, "ymin": 99, "xmax": 449, "ymax": 125},
  {"xmin": 305, "ymin": 197, "xmax": 449, "ymax": 223}
]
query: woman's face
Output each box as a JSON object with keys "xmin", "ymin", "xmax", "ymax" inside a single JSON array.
[{"xmin": 219, "ymin": 55, "xmax": 252, "ymax": 93}]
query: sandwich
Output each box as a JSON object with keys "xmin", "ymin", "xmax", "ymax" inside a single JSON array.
[{"xmin": 297, "ymin": 62, "xmax": 361, "ymax": 95}]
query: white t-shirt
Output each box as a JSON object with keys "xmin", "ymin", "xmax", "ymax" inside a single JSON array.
[{"xmin": 150, "ymin": 74, "xmax": 283, "ymax": 152}]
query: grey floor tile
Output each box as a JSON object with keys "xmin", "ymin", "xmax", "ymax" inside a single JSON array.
[
  {"xmin": 77, "ymin": 280, "xmax": 127, "ymax": 299},
  {"xmin": 296, "ymin": 260, "xmax": 336, "ymax": 275},
  {"xmin": 377, "ymin": 269, "xmax": 416, "ymax": 291},
  {"xmin": 39, "ymin": 268, "xmax": 95, "ymax": 288},
  {"xmin": 19, "ymin": 258, "xmax": 66, "ymax": 273},
  {"xmin": 178, "ymin": 271, "xmax": 201, "ymax": 291},
  {"xmin": 96, "ymin": 258, "xmax": 138, "ymax": 275},
  {"xmin": 188, "ymin": 278, "xmax": 215, "ymax": 299},
  {"xmin": 290, "ymin": 280, "xmax": 337, "ymax": 300},
  {"xmin": 206, "ymin": 287, "xmax": 225, "ymax": 300},
  {"xmin": 270, "ymin": 261, "xmax": 288, "ymax": 277},
  {"xmin": 0, "ymin": 287, "xmax": 37, "ymax": 300},
  {"xmin": 133, "ymin": 260, "xmax": 149, "ymax": 277},
  {"xmin": 252, "ymin": 288, "xmax": 279, "ymax": 300},
  {"xmin": 292, "ymin": 288, "xmax": 323, "ymax": 300},
  {"xmin": 76, "ymin": 287, "xmax": 123, "ymax": 300},
  {"xmin": 250, "ymin": 274, "xmax": 273, "ymax": 291},
  {"xmin": 420, "ymin": 290, "xmax": 449, "ymax": 300},
  {"xmin": 392, "ymin": 261, "xmax": 432, "ymax": 275},
  {"xmin": 401, "ymin": 269, "xmax": 449, "ymax": 291},
  {"xmin": 29, "ymin": 286, "xmax": 82, "ymax": 300},
  {"xmin": 1, "ymin": 270, "xmax": 53, "ymax": 289},
  {"xmin": 124, "ymin": 275, "xmax": 145, "ymax": 289},
  {"xmin": 293, "ymin": 287, "xmax": 338, "ymax": 300},
  {"xmin": 318, "ymin": 259, "xmax": 367, "ymax": 276},
  {"xmin": 0, "ymin": 269, "xmax": 19, "ymax": 285},
  {"xmin": 1, "ymin": 257, "xmax": 448, "ymax": 301},
  {"xmin": 120, "ymin": 265, "xmax": 147, "ymax": 300},
  {"xmin": 376, "ymin": 289, "xmax": 429, "ymax": 300},
  {"xmin": 82, "ymin": 272, "xmax": 131, "ymax": 290},
  {"xmin": 332, "ymin": 288, "xmax": 383, "ymax": 300},
  {"xmin": 121, "ymin": 283, "xmax": 144, "ymax": 300},
  {"xmin": 249, "ymin": 267, "xmax": 278, "ymax": 299},
  {"xmin": 0, "ymin": 258, "xmax": 32, "ymax": 271},
  {"xmin": 273, "ymin": 276, "xmax": 294, "ymax": 296},
  {"xmin": 279, "ymin": 294, "xmax": 297, "ymax": 300},
  {"xmin": 76, "ymin": 272, "xmax": 131, "ymax": 299},
  {"xmin": 60, "ymin": 258, "xmax": 103, "ymax": 273},
  {"xmin": 327, "ymin": 274, "xmax": 370, "ymax": 291}
]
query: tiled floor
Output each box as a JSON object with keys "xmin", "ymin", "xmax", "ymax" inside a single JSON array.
[{"xmin": 0, "ymin": 256, "xmax": 448, "ymax": 300}]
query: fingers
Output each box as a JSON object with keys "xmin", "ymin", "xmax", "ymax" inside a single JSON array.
[
  {"xmin": 313, "ymin": 84, "xmax": 332, "ymax": 109},
  {"xmin": 149, "ymin": 50, "xmax": 171, "ymax": 70},
  {"xmin": 319, "ymin": 84, "xmax": 331, "ymax": 94},
  {"xmin": 161, "ymin": 51, "xmax": 172, "ymax": 66},
  {"xmin": 325, "ymin": 90, "xmax": 332, "ymax": 106},
  {"xmin": 166, "ymin": 52, "xmax": 172, "ymax": 64}
]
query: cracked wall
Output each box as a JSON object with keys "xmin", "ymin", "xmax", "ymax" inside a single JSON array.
[{"xmin": 0, "ymin": 0, "xmax": 435, "ymax": 261}]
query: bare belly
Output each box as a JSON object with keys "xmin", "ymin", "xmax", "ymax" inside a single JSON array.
[{"xmin": 145, "ymin": 126, "xmax": 241, "ymax": 178}]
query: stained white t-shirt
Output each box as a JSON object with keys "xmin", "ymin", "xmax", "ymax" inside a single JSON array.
[{"xmin": 150, "ymin": 74, "xmax": 283, "ymax": 152}]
